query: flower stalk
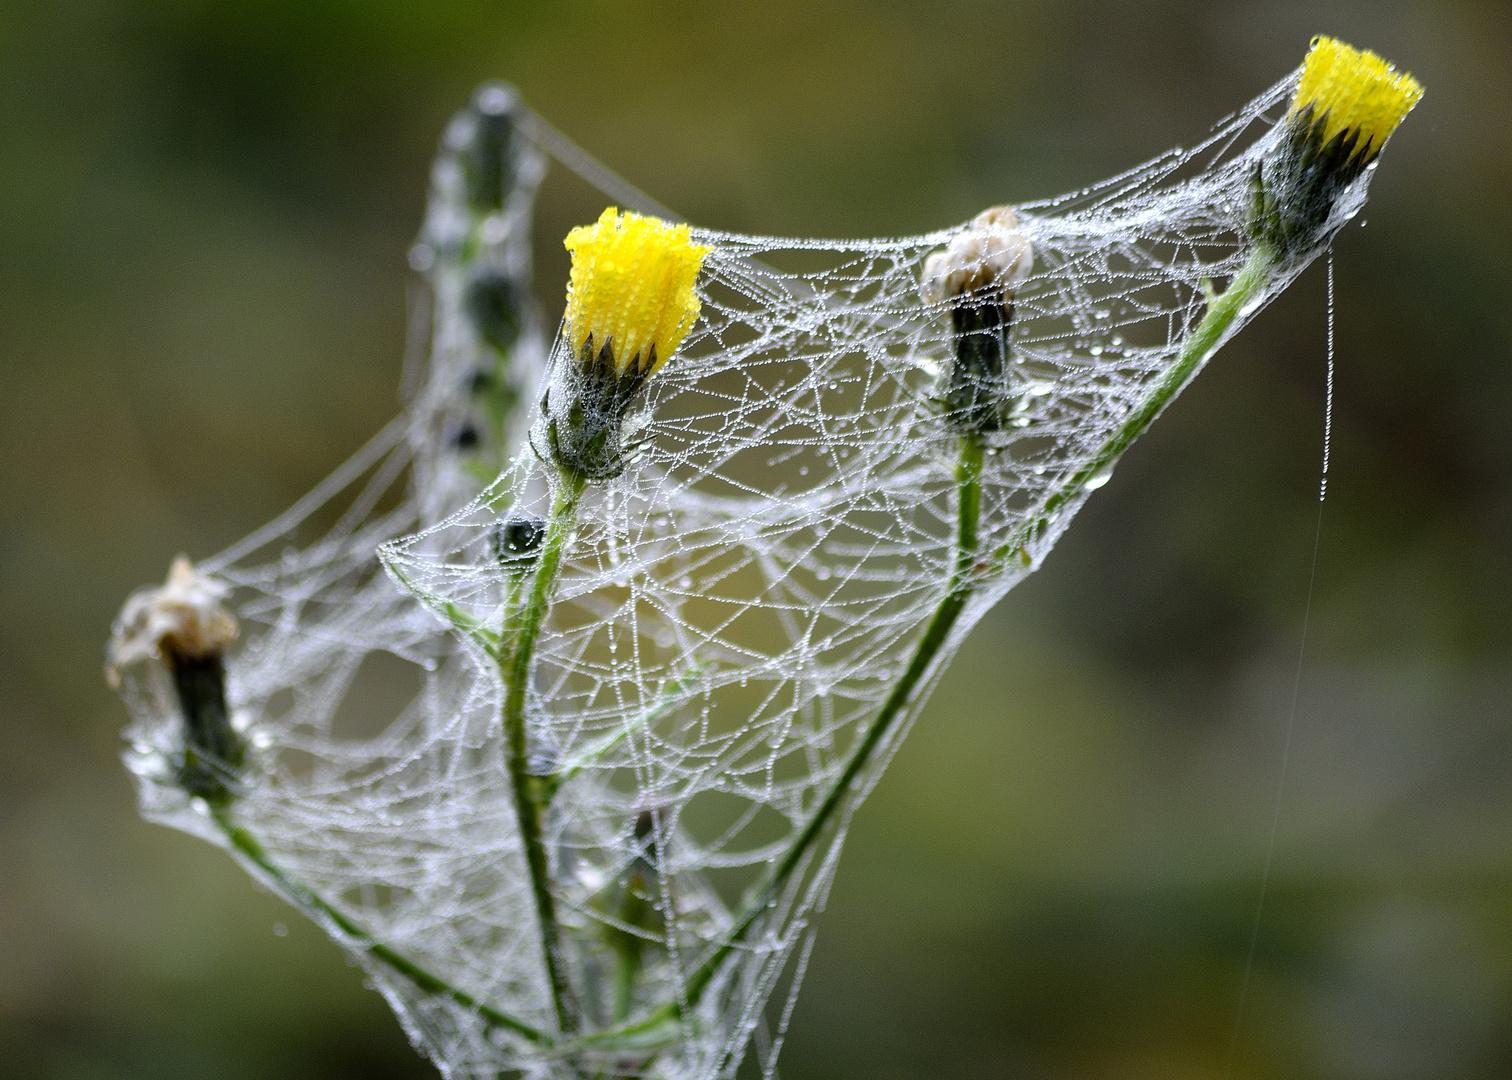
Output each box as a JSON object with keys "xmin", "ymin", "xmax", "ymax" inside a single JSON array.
[
  {"xmin": 108, "ymin": 558, "xmax": 545, "ymax": 1046},
  {"xmin": 211, "ymin": 806, "xmax": 547, "ymax": 1045},
  {"xmin": 501, "ymin": 470, "xmax": 587, "ymax": 1035},
  {"xmin": 494, "ymin": 206, "xmax": 710, "ymax": 1036},
  {"xmin": 679, "ymin": 433, "xmax": 984, "ymax": 1013}
]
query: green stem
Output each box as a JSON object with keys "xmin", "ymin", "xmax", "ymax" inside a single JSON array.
[
  {"xmin": 210, "ymin": 807, "xmax": 546, "ymax": 1045},
  {"xmin": 585, "ymin": 247, "xmax": 1278, "ymax": 1052},
  {"xmin": 1034, "ymin": 245, "xmax": 1273, "ymax": 529},
  {"xmin": 678, "ymin": 435, "xmax": 985, "ymax": 1017},
  {"xmin": 503, "ymin": 471, "xmax": 587, "ymax": 1035}
]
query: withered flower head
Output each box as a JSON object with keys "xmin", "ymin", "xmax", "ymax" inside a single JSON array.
[
  {"xmin": 107, "ymin": 556, "xmax": 237, "ymax": 688},
  {"xmin": 920, "ymin": 206, "xmax": 1035, "ymax": 435},
  {"xmin": 107, "ymin": 557, "xmax": 245, "ymax": 805}
]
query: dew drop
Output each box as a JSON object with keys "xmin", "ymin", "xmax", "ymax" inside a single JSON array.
[
  {"xmin": 480, "ymin": 215, "xmax": 509, "ymax": 245},
  {"xmin": 124, "ymin": 750, "xmax": 158, "ymax": 776},
  {"xmin": 815, "ymin": 567, "xmax": 832, "ymax": 581},
  {"xmin": 678, "ymin": 576, "xmax": 693, "ymax": 589},
  {"xmin": 1082, "ymin": 465, "xmax": 1114, "ymax": 491},
  {"xmin": 408, "ymin": 244, "xmax": 435, "ymax": 272}
]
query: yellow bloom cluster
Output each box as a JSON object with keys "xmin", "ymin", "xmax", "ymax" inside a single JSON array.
[
  {"xmin": 563, "ymin": 208, "xmax": 712, "ymax": 377},
  {"xmin": 1292, "ymin": 36, "xmax": 1424, "ymax": 164}
]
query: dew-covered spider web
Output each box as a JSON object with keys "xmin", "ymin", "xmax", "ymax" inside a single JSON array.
[{"xmin": 114, "ymin": 67, "xmax": 1373, "ymax": 1080}]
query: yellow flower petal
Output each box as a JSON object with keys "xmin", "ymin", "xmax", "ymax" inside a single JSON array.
[
  {"xmin": 563, "ymin": 208, "xmax": 712, "ymax": 376},
  {"xmin": 1292, "ymin": 36, "xmax": 1423, "ymax": 162}
]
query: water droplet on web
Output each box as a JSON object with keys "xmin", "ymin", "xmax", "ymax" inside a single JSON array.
[
  {"xmin": 480, "ymin": 215, "xmax": 509, "ymax": 244},
  {"xmin": 799, "ymin": 466, "xmax": 809, "ymax": 476},
  {"xmin": 1089, "ymin": 345, "xmax": 1103, "ymax": 356},
  {"xmin": 1082, "ymin": 465, "xmax": 1114, "ymax": 491},
  {"xmin": 124, "ymin": 749, "xmax": 159, "ymax": 776},
  {"xmin": 252, "ymin": 730, "xmax": 274, "ymax": 749},
  {"xmin": 815, "ymin": 567, "xmax": 832, "ymax": 581},
  {"xmin": 678, "ymin": 576, "xmax": 692, "ymax": 589}
]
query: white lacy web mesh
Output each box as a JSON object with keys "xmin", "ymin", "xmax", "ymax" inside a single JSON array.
[{"xmin": 115, "ymin": 68, "xmax": 1366, "ymax": 1080}]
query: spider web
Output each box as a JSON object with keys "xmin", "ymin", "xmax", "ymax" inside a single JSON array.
[{"xmin": 115, "ymin": 68, "xmax": 1370, "ymax": 1080}]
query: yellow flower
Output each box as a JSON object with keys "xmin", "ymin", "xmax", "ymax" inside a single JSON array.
[
  {"xmin": 1290, "ymin": 36, "xmax": 1423, "ymax": 170},
  {"xmin": 1252, "ymin": 37, "xmax": 1423, "ymax": 257},
  {"xmin": 563, "ymin": 207, "xmax": 711, "ymax": 377}
]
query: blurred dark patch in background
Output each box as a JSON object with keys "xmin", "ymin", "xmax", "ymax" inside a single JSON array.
[{"xmin": 2, "ymin": 1, "xmax": 1509, "ymax": 1077}]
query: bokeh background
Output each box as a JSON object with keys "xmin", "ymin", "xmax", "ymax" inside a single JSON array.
[{"xmin": 2, "ymin": 1, "xmax": 1509, "ymax": 1077}]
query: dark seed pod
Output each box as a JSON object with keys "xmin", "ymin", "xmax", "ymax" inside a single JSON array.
[{"xmin": 493, "ymin": 516, "xmax": 547, "ymax": 563}]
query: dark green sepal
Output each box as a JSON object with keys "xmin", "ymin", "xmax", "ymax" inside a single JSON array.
[
  {"xmin": 463, "ymin": 84, "xmax": 521, "ymax": 216},
  {"xmin": 1251, "ymin": 102, "xmax": 1379, "ymax": 259},
  {"xmin": 465, "ymin": 267, "xmax": 525, "ymax": 354},
  {"xmin": 942, "ymin": 289, "xmax": 1015, "ymax": 434},
  {"xmin": 164, "ymin": 647, "xmax": 245, "ymax": 806},
  {"xmin": 544, "ymin": 334, "xmax": 653, "ymax": 484}
]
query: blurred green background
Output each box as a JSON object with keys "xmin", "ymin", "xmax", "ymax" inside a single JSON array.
[{"xmin": 2, "ymin": 1, "xmax": 1509, "ymax": 1077}]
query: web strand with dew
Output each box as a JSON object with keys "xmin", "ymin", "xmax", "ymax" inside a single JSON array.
[{"xmin": 107, "ymin": 40, "xmax": 1422, "ymax": 1080}]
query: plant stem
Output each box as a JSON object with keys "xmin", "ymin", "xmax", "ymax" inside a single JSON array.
[
  {"xmin": 677, "ymin": 434, "xmax": 985, "ymax": 1015},
  {"xmin": 210, "ymin": 807, "xmax": 546, "ymax": 1045},
  {"xmin": 585, "ymin": 247, "xmax": 1279, "ymax": 1051},
  {"xmin": 502, "ymin": 471, "xmax": 587, "ymax": 1035},
  {"xmin": 1033, "ymin": 245, "xmax": 1273, "ymax": 529}
]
